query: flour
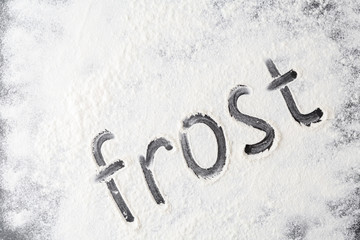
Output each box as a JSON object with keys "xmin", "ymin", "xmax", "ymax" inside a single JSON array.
[{"xmin": 0, "ymin": 0, "xmax": 359, "ymax": 239}]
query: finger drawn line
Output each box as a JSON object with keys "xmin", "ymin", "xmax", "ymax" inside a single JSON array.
[
  {"xmin": 180, "ymin": 113, "xmax": 227, "ymax": 179},
  {"xmin": 267, "ymin": 70, "xmax": 297, "ymax": 90},
  {"xmin": 280, "ymin": 86, "xmax": 323, "ymax": 126},
  {"xmin": 92, "ymin": 130, "xmax": 135, "ymax": 222},
  {"xmin": 265, "ymin": 59, "xmax": 323, "ymax": 126},
  {"xmin": 140, "ymin": 138, "xmax": 173, "ymax": 204},
  {"xmin": 228, "ymin": 85, "xmax": 275, "ymax": 154},
  {"xmin": 96, "ymin": 160, "xmax": 125, "ymax": 182}
]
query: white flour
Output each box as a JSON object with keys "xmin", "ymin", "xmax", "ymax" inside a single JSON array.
[{"xmin": 0, "ymin": 0, "xmax": 359, "ymax": 239}]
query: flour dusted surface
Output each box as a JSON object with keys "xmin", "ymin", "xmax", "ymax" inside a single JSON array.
[{"xmin": 0, "ymin": 1, "xmax": 359, "ymax": 239}]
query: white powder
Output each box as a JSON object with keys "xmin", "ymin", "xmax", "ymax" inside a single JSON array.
[{"xmin": 0, "ymin": 0, "xmax": 359, "ymax": 239}]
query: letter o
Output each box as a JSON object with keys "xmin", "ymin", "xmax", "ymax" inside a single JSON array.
[{"xmin": 180, "ymin": 113, "xmax": 227, "ymax": 179}]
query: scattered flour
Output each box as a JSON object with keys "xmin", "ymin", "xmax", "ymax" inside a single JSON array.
[{"xmin": 0, "ymin": 0, "xmax": 359, "ymax": 239}]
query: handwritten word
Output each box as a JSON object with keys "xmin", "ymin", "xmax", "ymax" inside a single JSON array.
[{"xmin": 91, "ymin": 59, "xmax": 323, "ymax": 222}]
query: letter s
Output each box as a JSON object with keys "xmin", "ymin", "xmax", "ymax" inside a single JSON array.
[{"xmin": 228, "ymin": 85, "xmax": 275, "ymax": 155}]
